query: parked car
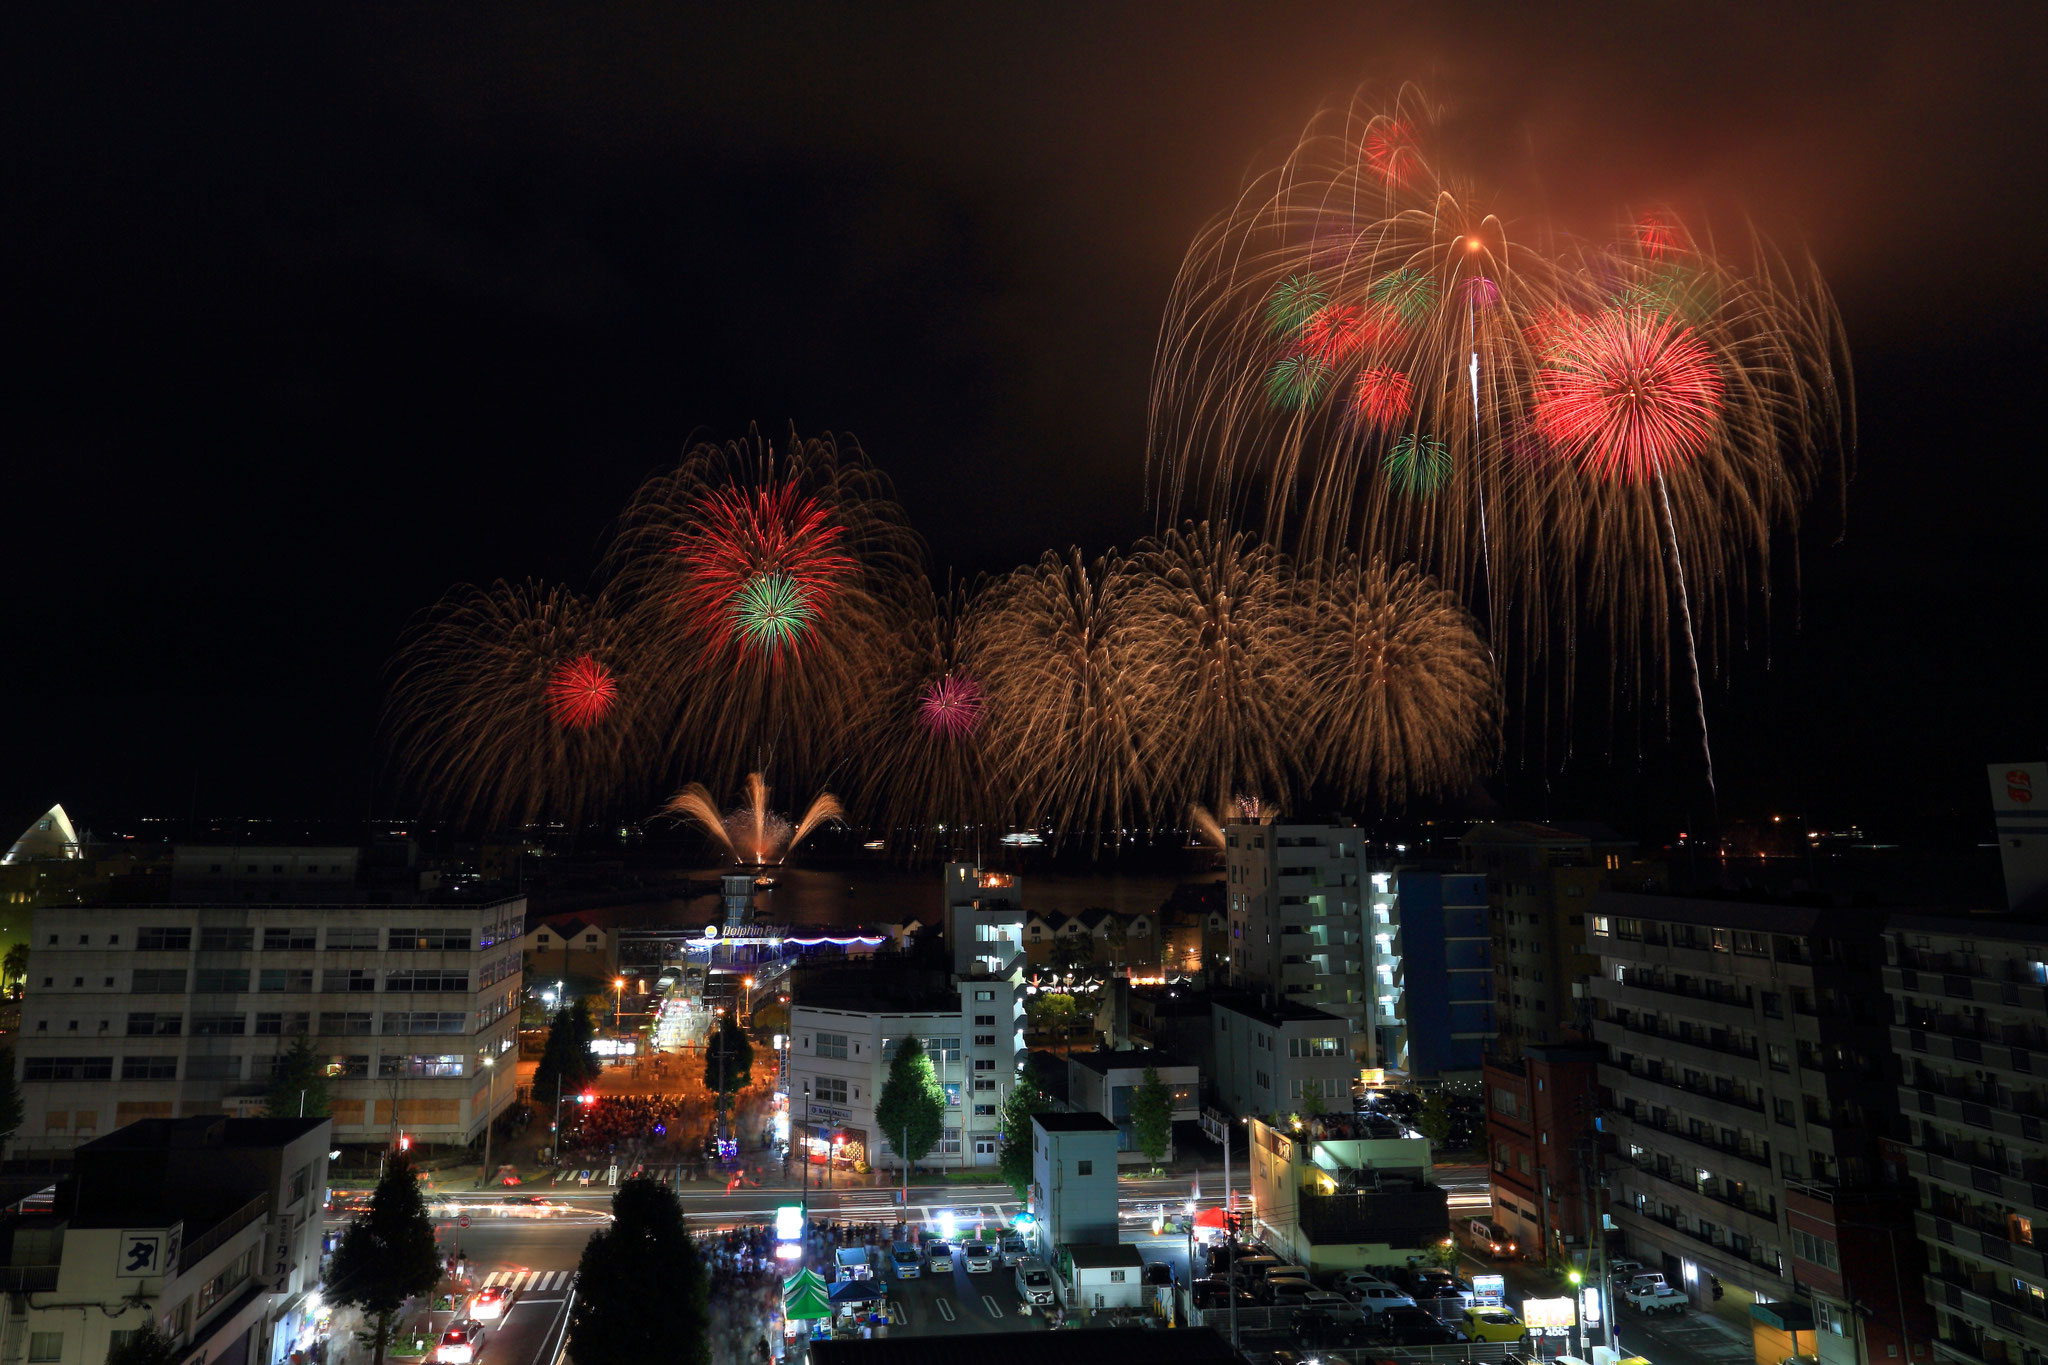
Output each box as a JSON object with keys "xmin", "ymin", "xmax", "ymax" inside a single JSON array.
[
  {"xmin": 999, "ymin": 1234, "xmax": 1029, "ymax": 1266},
  {"xmin": 1329, "ymin": 1269, "xmax": 1401, "ymax": 1295},
  {"xmin": 1144, "ymin": 1261, "xmax": 1175, "ymax": 1286},
  {"xmin": 1192, "ymin": 1277, "xmax": 1257, "ymax": 1311},
  {"xmin": 1374, "ymin": 1305, "xmax": 1465, "ymax": 1346},
  {"xmin": 1627, "ymin": 1284, "xmax": 1689, "ymax": 1314},
  {"xmin": 1609, "ymin": 1257, "xmax": 1646, "ymax": 1279},
  {"xmin": 1266, "ymin": 1281, "xmax": 1319, "ymax": 1307},
  {"xmin": 1623, "ymin": 1272, "xmax": 1669, "ymax": 1295},
  {"xmin": 1462, "ymin": 1308, "xmax": 1528, "ymax": 1342},
  {"xmin": 1345, "ymin": 1284, "xmax": 1418, "ymax": 1315},
  {"xmin": 963, "ymin": 1241, "xmax": 996, "ymax": 1274},
  {"xmin": 889, "ymin": 1244, "xmax": 922, "ymax": 1279},
  {"xmin": 1230, "ymin": 1254, "xmax": 1283, "ymax": 1286},
  {"xmin": 926, "ymin": 1241, "xmax": 956, "ymax": 1275},
  {"xmin": 1292, "ymin": 1307, "xmax": 1375, "ymax": 1348},
  {"xmin": 1015, "ymin": 1258, "xmax": 1056, "ymax": 1306}
]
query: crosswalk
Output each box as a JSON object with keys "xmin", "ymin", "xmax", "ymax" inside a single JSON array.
[{"xmin": 480, "ymin": 1270, "xmax": 574, "ymax": 1292}]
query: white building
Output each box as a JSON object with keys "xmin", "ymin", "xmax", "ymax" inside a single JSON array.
[
  {"xmin": 0, "ymin": 1115, "xmax": 331, "ymax": 1365},
  {"xmin": 1064, "ymin": 1049, "xmax": 1198, "ymax": 1164},
  {"xmin": 13, "ymin": 872, "xmax": 522, "ymax": 1153},
  {"xmin": 1209, "ymin": 988, "xmax": 1353, "ymax": 1122},
  {"xmin": 1028, "ymin": 1111, "xmax": 1120, "ymax": 1262},
  {"xmin": 1224, "ymin": 822, "xmax": 1373, "ymax": 1058}
]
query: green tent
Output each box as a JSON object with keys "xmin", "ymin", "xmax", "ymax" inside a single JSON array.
[{"xmin": 782, "ymin": 1267, "xmax": 832, "ymax": 1321}]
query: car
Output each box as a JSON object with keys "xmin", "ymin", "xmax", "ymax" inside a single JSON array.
[
  {"xmin": 999, "ymin": 1234, "xmax": 1029, "ymax": 1266},
  {"xmin": 1229, "ymin": 1254, "xmax": 1283, "ymax": 1286},
  {"xmin": 1609, "ymin": 1257, "xmax": 1646, "ymax": 1279},
  {"xmin": 1462, "ymin": 1308, "xmax": 1527, "ymax": 1342},
  {"xmin": 963, "ymin": 1241, "xmax": 996, "ymax": 1274},
  {"xmin": 1374, "ymin": 1305, "xmax": 1464, "ymax": 1346},
  {"xmin": 1262, "ymin": 1267, "xmax": 1313, "ymax": 1295},
  {"xmin": 1267, "ymin": 1281, "xmax": 1319, "ymax": 1307},
  {"xmin": 467, "ymin": 1286, "xmax": 510, "ymax": 1322},
  {"xmin": 436, "ymin": 1325, "xmax": 485, "ymax": 1365},
  {"xmin": 889, "ymin": 1244, "xmax": 922, "ymax": 1279},
  {"xmin": 1292, "ymin": 1307, "xmax": 1375, "ymax": 1348},
  {"xmin": 1346, "ymin": 1285, "xmax": 1418, "ymax": 1315},
  {"xmin": 1143, "ymin": 1261, "xmax": 1175, "ymax": 1287},
  {"xmin": 1015, "ymin": 1258, "xmax": 1056, "ymax": 1306},
  {"xmin": 1297, "ymin": 1290, "xmax": 1360, "ymax": 1316},
  {"xmin": 1628, "ymin": 1285, "xmax": 1689, "ymax": 1314},
  {"xmin": 1329, "ymin": 1269, "xmax": 1400, "ymax": 1295},
  {"xmin": 927, "ymin": 1241, "xmax": 956, "ymax": 1274}
]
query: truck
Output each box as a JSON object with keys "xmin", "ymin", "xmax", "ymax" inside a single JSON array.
[{"xmin": 1626, "ymin": 1284, "xmax": 1689, "ymax": 1314}]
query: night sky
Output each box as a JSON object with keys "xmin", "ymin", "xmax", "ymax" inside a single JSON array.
[{"xmin": 9, "ymin": 6, "xmax": 2045, "ymax": 849}]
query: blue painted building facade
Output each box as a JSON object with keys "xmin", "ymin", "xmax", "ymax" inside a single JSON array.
[{"xmin": 1394, "ymin": 869, "xmax": 1494, "ymax": 1082}]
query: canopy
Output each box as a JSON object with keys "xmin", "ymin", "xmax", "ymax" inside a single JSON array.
[
  {"xmin": 829, "ymin": 1279, "xmax": 886, "ymax": 1306},
  {"xmin": 782, "ymin": 1268, "xmax": 832, "ymax": 1320},
  {"xmin": 1193, "ymin": 1206, "xmax": 1229, "ymax": 1231}
]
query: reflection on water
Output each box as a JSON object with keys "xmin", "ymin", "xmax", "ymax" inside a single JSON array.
[{"xmin": 598, "ymin": 857, "xmax": 1215, "ymax": 931}]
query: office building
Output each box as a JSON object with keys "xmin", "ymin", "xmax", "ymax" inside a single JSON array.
[
  {"xmin": 1885, "ymin": 914, "xmax": 2048, "ymax": 1365},
  {"xmin": 12, "ymin": 852, "xmax": 521, "ymax": 1153},
  {"xmin": 1588, "ymin": 893, "xmax": 1895, "ymax": 1341},
  {"xmin": 0, "ymin": 1115, "xmax": 331, "ymax": 1365},
  {"xmin": 1208, "ymin": 988, "xmax": 1352, "ymax": 1121},
  {"xmin": 1225, "ymin": 822, "xmax": 1371, "ymax": 1055},
  {"xmin": 1394, "ymin": 869, "xmax": 1493, "ymax": 1083}
]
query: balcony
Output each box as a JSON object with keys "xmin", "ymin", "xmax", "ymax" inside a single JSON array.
[
  {"xmin": 1896, "ymin": 1026, "xmax": 2046, "ymax": 1083},
  {"xmin": 1910, "ymin": 1085, "xmax": 2048, "ymax": 1145},
  {"xmin": 1609, "ymin": 1106, "xmax": 1773, "ymax": 1177},
  {"xmin": 1917, "ymin": 1208, "xmax": 2048, "ymax": 1284},
  {"xmin": 1592, "ymin": 1013, "xmax": 1760, "ymax": 1074},
  {"xmin": 1600, "ymin": 1061, "xmax": 1766, "ymax": 1125},
  {"xmin": 1619, "ymin": 1155, "xmax": 1781, "ymax": 1233},
  {"xmin": 1886, "ymin": 962, "xmax": 2048, "ymax": 1016},
  {"xmin": 1589, "ymin": 974, "xmax": 1759, "ymax": 1026},
  {"xmin": 1905, "ymin": 1147, "xmax": 2048, "ymax": 1220},
  {"xmin": 1611, "ymin": 1199, "xmax": 1790, "ymax": 1286},
  {"xmin": 1925, "ymin": 1268, "xmax": 2048, "ymax": 1355}
]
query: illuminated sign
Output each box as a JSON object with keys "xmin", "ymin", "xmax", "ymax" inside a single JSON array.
[
  {"xmin": 1359, "ymin": 1068, "xmax": 1387, "ymax": 1087},
  {"xmin": 1582, "ymin": 1286, "xmax": 1602, "ymax": 1328},
  {"xmin": 1523, "ymin": 1297, "xmax": 1575, "ymax": 1333},
  {"xmin": 1472, "ymin": 1274, "xmax": 1506, "ymax": 1307},
  {"xmin": 775, "ymin": 1204, "xmax": 804, "ymax": 1242}
]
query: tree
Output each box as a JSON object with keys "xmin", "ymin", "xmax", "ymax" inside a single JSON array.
[
  {"xmin": 1099, "ymin": 916, "xmax": 1128, "ymax": 968},
  {"xmin": 264, "ymin": 1032, "xmax": 331, "ymax": 1119},
  {"xmin": 2, "ymin": 944, "xmax": 26, "ymax": 995},
  {"xmin": 328, "ymin": 1153, "xmax": 442, "ymax": 1365},
  {"xmin": 703, "ymin": 1013, "xmax": 754, "ymax": 1114},
  {"xmin": 1299, "ymin": 1083, "xmax": 1326, "ymax": 1120},
  {"xmin": 105, "ymin": 1324, "xmax": 179, "ymax": 1365},
  {"xmin": 568, "ymin": 1177, "xmax": 709, "ymax": 1365},
  {"xmin": 0, "ymin": 1048, "xmax": 22, "ymax": 1149},
  {"xmin": 996, "ymin": 1062, "xmax": 1051, "ymax": 1197},
  {"xmin": 1416, "ymin": 1092, "xmax": 1452, "ymax": 1150},
  {"xmin": 533, "ymin": 1000, "xmax": 600, "ymax": 1107},
  {"xmin": 1051, "ymin": 932, "xmax": 1095, "ymax": 973},
  {"xmin": 1130, "ymin": 1066, "xmax": 1174, "ymax": 1167},
  {"xmin": 874, "ymin": 1034, "xmax": 945, "ymax": 1170}
]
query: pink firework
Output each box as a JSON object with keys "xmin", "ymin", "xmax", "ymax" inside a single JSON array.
[
  {"xmin": 918, "ymin": 673, "xmax": 985, "ymax": 739},
  {"xmin": 545, "ymin": 655, "xmax": 618, "ymax": 728},
  {"xmin": 1533, "ymin": 310, "xmax": 1725, "ymax": 482},
  {"xmin": 1349, "ymin": 368, "xmax": 1413, "ymax": 428}
]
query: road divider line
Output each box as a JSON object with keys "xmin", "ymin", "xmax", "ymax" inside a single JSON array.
[
  {"xmin": 935, "ymin": 1299, "xmax": 955, "ymax": 1322},
  {"xmin": 981, "ymin": 1294, "xmax": 1003, "ymax": 1318}
]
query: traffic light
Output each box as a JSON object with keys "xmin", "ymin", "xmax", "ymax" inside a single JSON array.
[{"xmin": 397, "ymin": 1134, "xmax": 411, "ymax": 1152}]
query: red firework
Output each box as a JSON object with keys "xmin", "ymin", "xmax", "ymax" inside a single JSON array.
[
  {"xmin": 670, "ymin": 482, "xmax": 855, "ymax": 646},
  {"xmin": 545, "ymin": 655, "xmax": 618, "ymax": 728},
  {"xmin": 1635, "ymin": 214, "xmax": 1683, "ymax": 259},
  {"xmin": 1533, "ymin": 310, "xmax": 1724, "ymax": 482},
  {"xmin": 1362, "ymin": 119, "xmax": 1420, "ymax": 188},
  {"xmin": 918, "ymin": 673, "xmax": 984, "ymax": 740},
  {"xmin": 1349, "ymin": 368, "xmax": 1413, "ymax": 428}
]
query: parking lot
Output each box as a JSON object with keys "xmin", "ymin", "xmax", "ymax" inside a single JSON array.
[{"xmin": 874, "ymin": 1253, "xmax": 1048, "ymax": 1336}]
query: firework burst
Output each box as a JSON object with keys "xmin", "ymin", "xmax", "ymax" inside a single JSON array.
[{"xmin": 661, "ymin": 772, "xmax": 843, "ymax": 865}]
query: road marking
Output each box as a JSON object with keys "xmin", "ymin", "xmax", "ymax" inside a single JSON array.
[
  {"xmin": 981, "ymin": 1294, "xmax": 1003, "ymax": 1318},
  {"xmin": 936, "ymin": 1299, "xmax": 956, "ymax": 1322},
  {"xmin": 887, "ymin": 1303, "xmax": 904, "ymax": 1325}
]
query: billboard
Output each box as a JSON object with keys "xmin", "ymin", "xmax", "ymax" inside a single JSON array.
[
  {"xmin": 1989, "ymin": 763, "xmax": 2048, "ymax": 911},
  {"xmin": 1524, "ymin": 1296, "xmax": 1575, "ymax": 1333}
]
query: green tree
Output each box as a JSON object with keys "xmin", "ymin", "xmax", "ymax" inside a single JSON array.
[
  {"xmin": 105, "ymin": 1324, "xmax": 180, "ymax": 1365},
  {"xmin": 264, "ymin": 1032, "xmax": 331, "ymax": 1119},
  {"xmin": 1099, "ymin": 917, "xmax": 1128, "ymax": 968},
  {"xmin": 1130, "ymin": 1066, "xmax": 1174, "ymax": 1167},
  {"xmin": 0, "ymin": 1048, "xmax": 23, "ymax": 1148},
  {"xmin": 1299, "ymin": 1083, "xmax": 1326, "ymax": 1119},
  {"xmin": 2, "ymin": 944, "xmax": 26, "ymax": 995},
  {"xmin": 568, "ymin": 1177, "xmax": 709, "ymax": 1365},
  {"xmin": 1051, "ymin": 932, "xmax": 1095, "ymax": 973},
  {"xmin": 1416, "ymin": 1092, "xmax": 1452, "ymax": 1149},
  {"xmin": 874, "ymin": 1034, "xmax": 945, "ymax": 1170},
  {"xmin": 996, "ymin": 1062, "xmax": 1051, "ymax": 1197},
  {"xmin": 702, "ymin": 1013, "xmax": 754, "ymax": 1114},
  {"xmin": 533, "ymin": 1000, "xmax": 600, "ymax": 1108},
  {"xmin": 328, "ymin": 1153, "xmax": 442, "ymax": 1365}
]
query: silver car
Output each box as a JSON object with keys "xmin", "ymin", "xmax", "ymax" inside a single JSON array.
[
  {"xmin": 963, "ymin": 1241, "xmax": 996, "ymax": 1274},
  {"xmin": 926, "ymin": 1241, "xmax": 955, "ymax": 1275},
  {"xmin": 1015, "ymin": 1258, "xmax": 1055, "ymax": 1306}
]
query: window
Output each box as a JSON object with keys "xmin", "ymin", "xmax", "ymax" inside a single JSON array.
[
  {"xmin": 814, "ymin": 1077, "xmax": 848, "ymax": 1104},
  {"xmin": 23, "ymin": 1057, "xmax": 113, "ymax": 1080},
  {"xmin": 1793, "ymin": 1229, "xmax": 1840, "ymax": 1271},
  {"xmin": 259, "ymin": 969, "xmax": 313, "ymax": 993},
  {"xmin": 385, "ymin": 1011, "xmax": 467, "ymax": 1034},
  {"xmin": 385, "ymin": 970, "xmax": 468, "ymax": 993},
  {"xmin": 127, "ymin": 1012, "xmax": 182, "ymax": 1036},
  {"xmin": 1591, "ymin": 915, "xmax": 1611, "ymax": 936},
  {"xmin": 1108, "ymin": 1270, "xmax": 1126, "ymax": 1283},
  {"xmin": 387, "ymin": 928, "xmax": 473, "ymax": 952},
  {"xmin": 192, "ymin": 1013, "xmax": 246, "ymax": 1036},
  {"xmin": 322, "ymin": 969, "xmax": 376, "ymax": 993},
  {"xmin": 379, "ymin": 1054, "xmax": 465, "ymax": 1078},
  {"xmin": 974, "ymin": 1014, "xmax": 996, "ymax": 1026},
  {"xmin": 1815, "ymin": 1300, "xmax": 1844, "ymax": 1336},
  {"xmin": 975, "ymin": 990, "xmax": 993, "ymax": 1001},
  {"xmin": 321, "ymin": 1012, "xmax": 375, "ymax": 1036},
  {"xmin": 974, "ymin": 1104, "xmax": 996, "ymax": 1116},
  {"xmin": 816, "ymin": 1032, "xmax": 848, "ymax": 1060},
  {"xmin": 28, "ymin": 1333, "xmax": 62, "ymax": 1362},
  {"xmin": 187, "ymin": 1055, "xmax": 241, "ymax": 1080},
  {"xmin": 973, "ymin": 1059, "xmax": 994, "ymax": 1071},
  {"xmin": 123, "ymin": 1057, "xmax": 179, "ymax": 1080},
  {"xmin": 291, "ymin": 1165, "xmax": 311, "ymax": 1204},
  {"xmin": 326, "ymin": 1055, "xmax": 370, "ymax": 1078},
  {"xmin": 131, "ymin": 969, "xmax": 187, "ymax": 993},
  {"xmin": 1767, "ymin": 1044, "xmax": 1791, "ymax": 1072},
  {"xmin": 262, "ymin": 928, "xmax": 316, "ymax": 951},
  {"xmin": 194, "ymin": 969, "xmax": 248, "ymax": 994},
  {"xmin": 137, "ymin": 928, "xmax": 192, "ymax": 952},
  {"xmin": 324, "ymin": 927, "xmax": 380, "ymax": 950},
  {"xmin": 255, "ymin": 1012, "xmax": 310, "ymax": 1036},
  {"xmin": 1077, "ymin": 1160, "xmax": 1093, "ymax": 1176},
  {"xmin": 1761, "ymin": 991, "xmax": 1783, "ymax": 1018},
  {"xmin": 1774, "ymin": 1098, "xmax": 1796, "ymax": 1125},
  {"xmin": 1289, "ymin": 1036, "xmax": 1341, "ymax": 1058},
  {"xmin": 974, "ymin": 1034, "xmax": 996, "ymax": 1046},
  {"xmin": 198, "ymin": 928, "xmax": 254, "ymax": 951},
  {"xmin": 973, "ymin": 1079, "xmax": 996, "ymax": 1092}
]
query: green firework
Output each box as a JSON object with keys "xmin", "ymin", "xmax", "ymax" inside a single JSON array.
[
  {"xmin": 730, "ymin": 572, "xmax": 813, "ymax": 651},
  {"xmin": 1369, "ymin": 268, "xmax": 1440, "ymax": 322},
  {"xmin": 1621, "ymin": 265, "xmax": 1719, "ymax": 324},
  {"xmin": 1265, "ymin": 273, "xmax": 1330, "ymax": 336},
  {"xmin": 1385, "ymin": 434, "xmax": 1451, "ymax": 496},
  {"xmin": 1265, "ymin": 354, "xmax": 1332, "ymax": 409}
]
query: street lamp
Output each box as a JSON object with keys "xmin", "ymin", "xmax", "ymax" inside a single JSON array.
[
  {"xmin": 614, "ymin": 977, "xmax": 627, "ymax": 1028},
  {"xmin": 743, "ymin": 976, "xmax": 755, "ymax": 1020},
  {"xmin": 478, "ymin": 1053, "xmax": 498, "ymax": 1189},
  {"xmin": 1569, "ymin": 1269, "xmax": 1585, "ymax": 1356}
]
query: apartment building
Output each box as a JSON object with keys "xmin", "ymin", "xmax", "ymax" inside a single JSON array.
[
  {"xmin": 1885, "ymin": 914, "xmax": 2048, "ymax": 1365},
  {"xmin": 1484, "ymin": 1042, "xmax": 1602, "ymax": 1266},
  {"xmin": 1587, "ymin": 893, "xmax": 1896, "ymax": 1334},
  {"xmin": 1394, "ymin": 869, "xmax": 1493, "ymax": 1083},
  {"xmin": 1225, "ymin": 822, "xmax": 1373, "ymax": 1057},
  {"xmin": 1208, "ymin": 988, "xmax": 1353, "ymax": 1121},
  {"xmin": 13, "ymin": 872, "xmax": 521, "ymax": 1153}
]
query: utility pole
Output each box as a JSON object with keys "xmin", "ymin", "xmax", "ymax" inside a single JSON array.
[
  {"xmin": 478, "ymin": 1055, "xmax": 498, "ymax": 1189},
  {"xmin": 553, "ymin": 1074, "xmax": 565, "ymax": 1169}
]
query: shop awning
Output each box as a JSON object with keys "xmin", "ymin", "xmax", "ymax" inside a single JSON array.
[
  {"xmin": 1751, "ymin": 1301, "xmax": 1816, "ymax": 1332},
  {"xmin": 829, "ymin": 1280, "xmax": 886, "ymax": 1305},
  {"xmin": 783, "ymin": 1268, "xmax": 832, "ymax": 1320},
  {"xmin": 1193, "ymin": 1207, "xmax": 1228, "ymax": 1231}
]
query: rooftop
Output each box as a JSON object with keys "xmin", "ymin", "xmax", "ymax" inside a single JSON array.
[
  {"xmin": 1591, "ymin": 889, "xmax": 1887, "ymax": 934},
  {"xmin": 1032, "ymin": 1112, "xmax": 1119, "ymax": 1135},
  {"xmin": 812, "ymin": 1328, "xmax": 1238, "ymax": 1365},
  {"xmin": 791, "ymin": 961, "xmax": 960, "ymax": 1015},
  {"xmin": 1065, "ymin": 1243, "xmax": 1144, "ymax": 1269},
  {"xmin": 77, "ymin": 1116, "xmax": 329, "ymax": 1152},
  {"xmin": 1209, "ymin": 986, "xmax": 1348, "ymax": 1029},
  {"xmin": 1068, "ymin": 1048, "xmax": 1191, "ymax": 1075}
]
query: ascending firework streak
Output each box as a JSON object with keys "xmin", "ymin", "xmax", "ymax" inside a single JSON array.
[
  {"xmin": 661, "ymin": 773, "xmax": 843, "ymax": 865},
  {"xmin": 1148, "ymin": 85, "xmax": 1853, "ymax": 778}
]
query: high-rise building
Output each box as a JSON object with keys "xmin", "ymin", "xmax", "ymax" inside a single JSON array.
[
  {"xmin": 11, "ymin": 851, "xmax": 521, "ymax": 1153},
  {"xmin": 1884, "ymin": 913, "xmax": 2048, "ymax": 1365},
  {"xmin": 1588, "ymin": 892, "xmax": 1897, "ymax": 1353},
  {"xmin": 1483, "ymin": 1042, "xmax": 1602, "ymax": 1265},
  {"xmin": 1394, "ymin": 869, "xmax": 1493, "ymax": 1083},
  {"xmin": 1989, "ymin": 763, "xmax": 2048, "ymax": 912},
  {"xmin": 1224, "ymin": 822, "xmax": 1371, "ymax": 1057}
]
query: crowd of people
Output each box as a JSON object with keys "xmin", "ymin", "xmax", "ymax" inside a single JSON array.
[{"xmin": 699, "ymin": 1224, "xmax": 785, "ymax": 1365}]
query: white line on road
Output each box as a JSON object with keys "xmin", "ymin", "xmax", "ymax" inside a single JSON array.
[
  {"xmin": 935, "ymin": 1298, "xmax": 956, "ymax": 1322},
  {"xmin": 981, "ymin": 1294, "xmax": 1003, "ymax": 1318}
]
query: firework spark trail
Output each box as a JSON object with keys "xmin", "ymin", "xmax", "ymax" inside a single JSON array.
[
  {"xmin": 661, "ymin": 773, "xmax": 843, "ymax": 864},
  {"xmin": 1658, "ymin": 474, "xmax": 1715, "ymax": 803}
]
